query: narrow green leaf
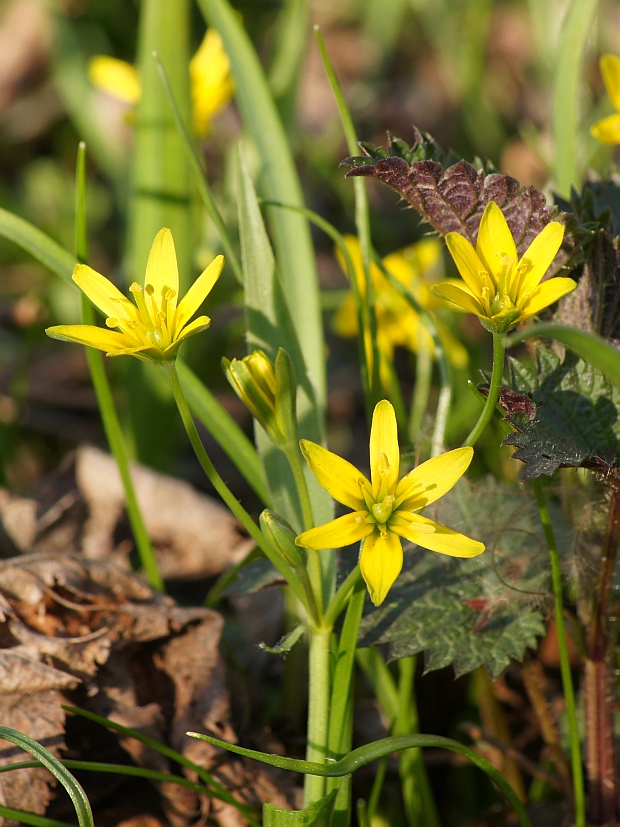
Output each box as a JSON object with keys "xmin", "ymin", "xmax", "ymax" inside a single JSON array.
[
  {"xmin": 188, "ymin": 731, "xmax": 533, "ymax": 827},
  {"xmin": 196, "ymin": 0, "xmax": 326, "ymax": 417},
  {"xmin": 0, "ymin": 807, "xmax": 76, "ymax": 827},
  {"xmin": 62, "ymin": 706, "xmax": 258, "ymax": 824},
  {"xmin": 0, "ymin": 207, "xmax": 75, "ymax": 283},
  {"xmin": 237, "ymin": 148, "xmax": 332, "ymax": 530},
  {"xmin": 0, "ymin": 726, "xmax": 93, "ymax": 827},
  {"xmin": 259, "ymin": 623, "xmax": 306, "ymax": 655},
  {"xmin": 551, "ymin": 0, "xmax": 598, "ymax": 197},
  {"xmin": 509, "ymin": 323, "xmax": 620, "ymax": 390},
  {"xmin": 153, "ymin": 52, "xmax": 243, "ymax": 284},
  {"xmin": 129, "ymin": 0, "xmax": 192, "ymax": 285},
  {"xmin": 264, "ymin": 790, "xmax": 337, "ymax": 827}
]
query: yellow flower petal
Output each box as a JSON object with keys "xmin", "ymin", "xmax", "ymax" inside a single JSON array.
[
  {"xmin": 144, "ymin": 228, "xmax": 179, "ymax": 317},
  {"xmin": 396, "ymin": 447, "xmax": 473, "ymax": 510},
  {"xmin": 601, "ymin": 53, "xmax": 620, "ymax": 113},
  {"xmin": 190, "ymin": 29, "xmax": 234, "ymax": 137},
  {"xmin": 369, "ymin": 400, "xmax": 400, "ymax": 494},
  {"xmin": 590, "ymin": 113, "xmax": 620, "ymax": 145},
  {"xmin": 175, "ymin": 255, "xmax": 224, "ymax": 333},
  {"xmin": 332, "ymin": 293, "xmax": 358, "ymax": 338},
  {"xmin": 514, "ymin": 222, "xmax": 565, "ymax": 296},
  {"xmin": 296, "ymin": 511, "xmax": 372, "ymax": 550},
  {"xmin": 392, "ymin": 513, "xmax": 485, "ymax": 557},
  {"xmin": 476, "ymin": 202, "xmax": 517, "ymax": 282},
  {"xmin": 167, "ymin": 315, "xmax": 211, "ymax": 348},
  {"xmin": 518, "ymin": 277, "xmax": 578, "ymax": 319},
  {"xmin": 432, "ymin": 281, "xmax": 486, "ymax": 316},
  {"xmin": 445, "ymin": 231, "xmax": 487, "ymax": 295},
  {"xmin": 359, "ymin": 529, "xmax": 403, "ymax": 606},
  {"xmin": 46, "ymin": 324, "xmax": 135, "ymax": 353},
  {"xmin": 88, "ymin": 55, "xmax": 141, "ymax": 105},
  {"xmin": 300, "ymin": 440, "xmax": 369, "ymax": 510},
  {"xmin": 72, "ymin": 265, "xmax": 138, "ymax": 321}
]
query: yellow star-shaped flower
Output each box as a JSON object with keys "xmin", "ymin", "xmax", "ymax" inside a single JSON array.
[
  {"xmin": 296, "ymin": 400, "xmax": 484, "ymax": 606},
  {"xmin": 433, "ymin": 201, "xmax": 576, "ymax": 334},
  {"xmin": 46, "ymin": 228, "xmax": 223, "ymax": 364},
  {"xmin": 591, "ymin": 54, "xmax": 620, "ymax": 145}
]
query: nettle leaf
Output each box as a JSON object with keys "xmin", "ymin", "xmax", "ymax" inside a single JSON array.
[
  {"xmin": 502, "ymin": 347, "xmax": 620, "ymax": 482},
  {"xmin": 341, "ymin": 129, "xmax": 578, "ymax": 276},
  {"xmin": 554, "ymin": 181, "xmax": 620, "ymax": 344},
  {"xmin": 358, "ymin": 476, "xmax": 558, "ymax": 679}
]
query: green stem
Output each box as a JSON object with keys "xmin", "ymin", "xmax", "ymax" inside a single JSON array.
[
  {"xmin": 395, "ymin": 657, "xmax": 440, "ymax": 827},
  {"xmin": 284, "ymin": 442, "xmax": 324, "ymax": 611},
  {"xmin": 462, "ymin": 332, "xmax": 506, "ymax": 448},
  {"xmin": 324, "ymin": 565, "xmax": 364, "ymax": 628},
  {"xmin": 165, "ymin": 361, "xmax": 267, "ymax": 556},
  {"xmin": 409, "ymin": 346, "xmax": 433, "ymax": 449},
  {"xmin": 532, "ymin": 480, "xmax": 586, "ymax": 827},
  {"xmin": 285, "ymin": 444, "xmax": 315, "ymax": 532},
  {"xmin": 304, "ymin": 625, "xmax": 332, "ymax": 806},
  {"xmin": 327, "ymin": 579, "xmax": 367, "ymax": 826}
]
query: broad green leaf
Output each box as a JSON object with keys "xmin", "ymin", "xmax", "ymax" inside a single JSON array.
[
  {"xmin": 196, "ymin": 0, "xmax": 326, "ymax": 419},
  {"xmin": 358, "ymin": 476, "xmax": 564, "ymax": 678},
  {"xmin": 237, "ymin": 149, "xmax": 332, "ymax": 530},
  {"xmin": 510, "ymin": 323, "xmax": 620, "ymax": 390},
  {"xmin": 264, "ymin": 790, "xmax": 337, "ymax": 827},
  {"xmin": 0, "ymin": 726, "xmax": 93, "ymax": 827},
  {"xmin": 502, "ymin": 347, "xmax": 620, "ymax": 481}
]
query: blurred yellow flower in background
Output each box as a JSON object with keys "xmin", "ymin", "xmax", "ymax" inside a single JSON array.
[
  {"xmin": 88, "ymin": 29, "xmax": 234, "ymax": 137},
  {"xmin": 333, "ymin": 236, "xmax": 468, "ymax": 383},
  {"xmin": 591, "ymin": 54, "xmax": 620, "ymax": 145}
]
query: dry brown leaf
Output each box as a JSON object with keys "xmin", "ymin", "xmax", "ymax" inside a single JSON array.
[
  {"xmin": 0, "ymin": 445, "xmax": 254, "ymax": 580},
  {"xmin": 0, "ymin": 551, "xmax": 293, "ymax": 826}
]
